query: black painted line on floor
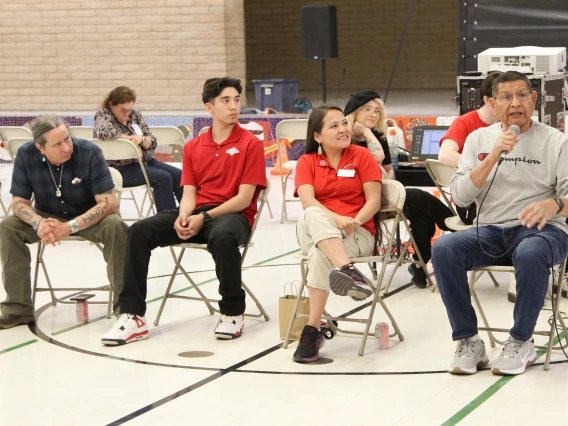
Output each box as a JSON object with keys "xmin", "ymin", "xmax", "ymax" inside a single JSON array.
[
  {"xmin": 147, "ymin": 262, "xmax": 301, "ymax": 281},
  {"xmin": 106, "ymin": 344, "xmax": 283, "ymax": 426},
  {"xmin": 29, "ymin": 303, "xmax": 220, "ymax": 373}
]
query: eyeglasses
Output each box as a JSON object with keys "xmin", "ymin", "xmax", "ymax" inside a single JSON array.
[
  {"xmin": 495, "ymin": 90, "xmax": 531, "ymax": 104},
  {"xmin": 360, "ymin": 106, "xmax": 382, "ymax": 116},
  {"xmin": 114, "ymin": 106, "xmax": 133, "ymax": 114}
]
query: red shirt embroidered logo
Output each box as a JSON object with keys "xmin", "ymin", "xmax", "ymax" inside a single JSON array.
[
  {"xmin": 319, "ymin": 160, "xmax": 327, "ymax": 166},
  {"xmin": 226, "ymin": 147, "xmax": 240, "ymax": 156}
]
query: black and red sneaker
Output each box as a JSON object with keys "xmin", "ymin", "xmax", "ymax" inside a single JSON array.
[
  {"xmin": 293, "ymin": 325, "xmax": 324, "ymax": 363},
  {"xmin": 329, "ymin": 264, "xmax": 373, "ymax": 301}
]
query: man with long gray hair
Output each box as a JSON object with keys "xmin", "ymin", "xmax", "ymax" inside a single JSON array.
[{"xmin": 0, "ymin": 114, "xmax": 128, "ymax": 329}]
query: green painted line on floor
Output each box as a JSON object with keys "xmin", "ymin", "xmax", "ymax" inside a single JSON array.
[
  {"xmin": 52, "ymin": 315, "xmax": 107, "ymax": 336},
  {"xmin": 440, "ymin": 376, "xmax": 514, "ymax": 426},
  {"xmin": 47, "ymin": 248, "xmax": 302, "ymax": 334},
  {"xmin": 442, "ymin": 331, "xmax": 565, "ymax": 425},
  {"xmin": 145, "ymin": 248, "xmax": 301, "ymax": 304},
  {"xmin": 0, "ymin": 339, "xmax": 38, "ymax": 355}
]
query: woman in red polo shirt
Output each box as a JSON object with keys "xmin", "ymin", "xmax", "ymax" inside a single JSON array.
[{"xmin": 292, "ymin": 104, "xmax": 383, "ymax": 363}]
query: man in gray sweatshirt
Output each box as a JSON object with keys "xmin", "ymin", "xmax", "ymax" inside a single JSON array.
[{"xmin": 432, "ymin": 71, "xmax": 568, "ymax": 376}]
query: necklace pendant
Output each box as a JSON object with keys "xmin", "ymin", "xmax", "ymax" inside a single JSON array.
[{"xmin": 56, "ymin": 189, "xmax": 61, "ymax": 197}]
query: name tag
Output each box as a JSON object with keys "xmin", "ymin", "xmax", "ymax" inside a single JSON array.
[
  {"xmin": 337, "ymin": 169, "xmax": 355, "ymax": 177},
  {"xmin": 131, "ymin": 124, "xmax": 143, "ymax": 136}
]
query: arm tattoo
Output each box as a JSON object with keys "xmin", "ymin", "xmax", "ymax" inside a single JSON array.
[
  {"xmin": 367, "ymin": 142, "xmax": 378, "ymax": 153},
  {"xmin": 16, "ymin": 206, "xmax": 33, "ymax": 221},
  {"xmin": 103, "ymin": 196, "xmax": 109, "ymax": 210},
  {"xmin": 81, "ymin": 207, "xmax": 103, "ymax": 224}
]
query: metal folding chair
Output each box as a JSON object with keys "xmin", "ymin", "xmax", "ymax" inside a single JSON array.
[
  {"xmin": 275, "ymin": 119, "xmax": 308, "ymax": 223},
  {"xmin": 283, "ymin": 180, "xmax": 427, "ymax": 356},
  {"xmin": 0, "ymin": 126, "xmax": 32, "ymax": 142},
  {"xmin": 148, "ymin": 126, "xmax": 186, "ymax": 146},
  {"xmin": 68, "ymin": 126, "xmax": 95, "ymax": 140},
  {"xmin": 5, "ymin": 138, "xmax": 36, "ymax": 214},
  {"xmin": 0, "ymin": 178, "xmax": 7, "ymax": 217},
  {"xmin": 470, "ymin": 258, "xmax": 568, "ymax": 370},
  {"xmin": 154, "ymin": 180, "xmax": 271, "ymax": 325},
  {"xmin": 425, "ymin": 159, "xmax": 500, "ymax": 291},
  {"xmin": 31, "ymin": 167, "xmax": 123, "ymax": 319},
  {"xmin": 92, "ymin": 138, "xmax": 155, "ymax": 221}
]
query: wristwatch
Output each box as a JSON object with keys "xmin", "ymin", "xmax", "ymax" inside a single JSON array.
[
  {"xmin": 68, "ymin": 219, "xmax": 80, "ymax": 234},
  {"xmin": 555, "ymin": 198, "xmax": 565, "ymax": 214},
  {"xmin": 32, "ymin": 217, "xmax": 42, "ymax": 231},
  {"xmin": 201, "ymin": 211, "xmax": 212, "ymax": 223}
]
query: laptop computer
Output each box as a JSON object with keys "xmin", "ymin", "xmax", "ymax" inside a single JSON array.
[{"xmin": 398, "ymin": 125, "xmax": 449, "ymax": 168}]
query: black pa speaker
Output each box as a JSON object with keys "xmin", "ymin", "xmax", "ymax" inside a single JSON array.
[{"xmin": 301, "ymin": 5, "xmax": 338, "ymax": 60}]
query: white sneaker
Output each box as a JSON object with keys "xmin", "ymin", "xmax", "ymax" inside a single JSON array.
[
  {"xmin": 449, "ymin": 336, "xmax": 489, "ymax": 374},
  {"xmin": 214, "ymin": 314, "xmax": 244, "ymax": 339},
  {"xmin": 491, "ymin": 336, "xmax": 536, "ymax": 375},
  {"xmin": 101, "ymin": 313, "xmax": 148, "ymax": 346}
]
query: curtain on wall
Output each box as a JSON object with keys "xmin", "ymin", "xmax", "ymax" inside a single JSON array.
[{"xmin": 458, "ymin": 0, "xmax": 568, "ymax": 74}]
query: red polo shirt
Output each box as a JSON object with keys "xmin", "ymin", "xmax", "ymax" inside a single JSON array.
[
  {"xmin": 294, "ymin": 144, "xmax": 382, "ymax": 235},
  {"xmin": 439, "ymin": 110, "xmax": 489, "ymax": 154},
  {"xmin": 181, "ymin": 123, "xmax": 266, "ymax": 227}
]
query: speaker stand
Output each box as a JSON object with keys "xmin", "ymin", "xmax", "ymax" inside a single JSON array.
[{"xmin": 321, "ymin": 59, "xmax": 327, "ymax": 102}]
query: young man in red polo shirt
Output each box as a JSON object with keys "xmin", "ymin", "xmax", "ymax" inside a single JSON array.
[{"xmin": 102, "ymin": 77, "xmax": 266, "ymax": 345}]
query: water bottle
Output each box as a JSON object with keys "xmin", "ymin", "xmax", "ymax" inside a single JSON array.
[{"xmin": 387, "ymin": 129, "xmax": 399, "ymax": 171}]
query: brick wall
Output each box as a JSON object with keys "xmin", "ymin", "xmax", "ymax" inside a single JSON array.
[
  {"xmin": 245, "ymin": 0, "xmax": 458, "ymax": 96},
  {"xmin": 0, "ymin": 0, "xmax": 458, "ymax": 112},
  {"xmin": 0, "ymin": 0, "xmax": 247, "ymax": 111}
]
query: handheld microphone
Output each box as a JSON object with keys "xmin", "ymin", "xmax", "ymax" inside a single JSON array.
[{"xmin": 499, "ymin": 124, "xmax": 520, "ymax": 164}]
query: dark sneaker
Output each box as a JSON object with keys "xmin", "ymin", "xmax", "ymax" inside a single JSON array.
[
  {"xmin": 0, "ymin": 313, "xmax": 35, "ymax": 330},
  {"xmin": 408, "ymin": 264, "xmax": 428, "ymax": 288},
  {"xmin": 293, "ymin": 325, "xmax": 325, "ymax": 363},
  {"xmin": 329, "ymin": 264, "xmax": 373, "ymax": 301}
]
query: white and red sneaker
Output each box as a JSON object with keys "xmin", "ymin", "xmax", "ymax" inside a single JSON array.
[
  {"xmin": 214, "ymin": 314, "xmax": 244, "ymax": 339},
  {"xmin": 101, "ymin": 313, "xmax": 148, "ymax": 346}
]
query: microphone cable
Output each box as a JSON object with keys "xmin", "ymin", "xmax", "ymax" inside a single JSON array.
[{"xmin": 473, "ymin": 156, "xmax": 568, "ymax": 360}]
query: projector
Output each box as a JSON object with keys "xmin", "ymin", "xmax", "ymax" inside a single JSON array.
[{"xmin": 478, "ymin": 46, "xmax": 566, "ymax": 74}]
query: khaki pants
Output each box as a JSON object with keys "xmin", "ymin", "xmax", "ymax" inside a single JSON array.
[
  {"xmin": 296, "ymin": 206, "xmax": 374, "ymax": 291},
  {"xmin": 0, "ymin": 212, "xmax": 128, "ymax": 316}
]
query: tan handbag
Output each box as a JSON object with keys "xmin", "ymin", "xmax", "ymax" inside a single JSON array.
[{"xmin": 279, "ymin": 281, "xmax": 310, "ymax": 341}]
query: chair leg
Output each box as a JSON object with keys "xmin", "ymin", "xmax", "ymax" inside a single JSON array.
[
  {"xmin": 241, "ymin": 281, "xmax": 270, "ymax": 321},
  {"xmin": 280, "ymin": 170, "xmax": 292, "ymax": 223},
  {"xmin": 378, "ymin": 217, "xmax": 401, "ymax": 294},
  {"xmin": 154, "ymin": 247, "xmax": 218, "ymax": 326},
  {"xmin": 401, "ymin": 213, "xmax": 434, "ymax": 288},
  {"xmin": 153, "ymin": 262, "xmax": 178, "ymax": 326},
  {"xmin": 469, "ymin": 270, "xmax": 498, "ymax": 348},
  {"xmin": 544, "ymin": 264, "xmax": 566, "ymax": 370},
  {"xmin": 265, "ymin": 198, "xmax": 274, "ymax": 219},
  {"xmin": 35, "ymin": 243, "xmax": 59, "ymax": 307},
  {"xmin": 283, "ymin": 259, "xmax": 308, "ymax": 349},
  {"xmin": 106, "ymin": 287, "xmax": 113, "ymax": 319},
  {"xmin": 488, "ymin": 271, "xmax": 500, "ymax": 287}
]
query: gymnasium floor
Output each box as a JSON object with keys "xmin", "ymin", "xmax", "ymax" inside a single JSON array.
[{"xmin": 1, "ymin": 161, "xmax": 568, "ymax": 426}]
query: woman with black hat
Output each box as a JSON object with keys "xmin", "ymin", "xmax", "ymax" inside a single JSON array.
[
  {"xmin": 344, "ymin": 90, "xmax": 453, "ymax": 288},
  {"xmin": 344, "ymin": 90, "xmax": 394, "ymax": 179}
]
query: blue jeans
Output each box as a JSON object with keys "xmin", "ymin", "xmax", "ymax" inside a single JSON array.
[
  {"xmin": 432, "ymin": 225, "xmax": 568, "ymax": 342},
  {"xmin": 117, "ymin": 158, "xmax": 182, "ymax": 212}
]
